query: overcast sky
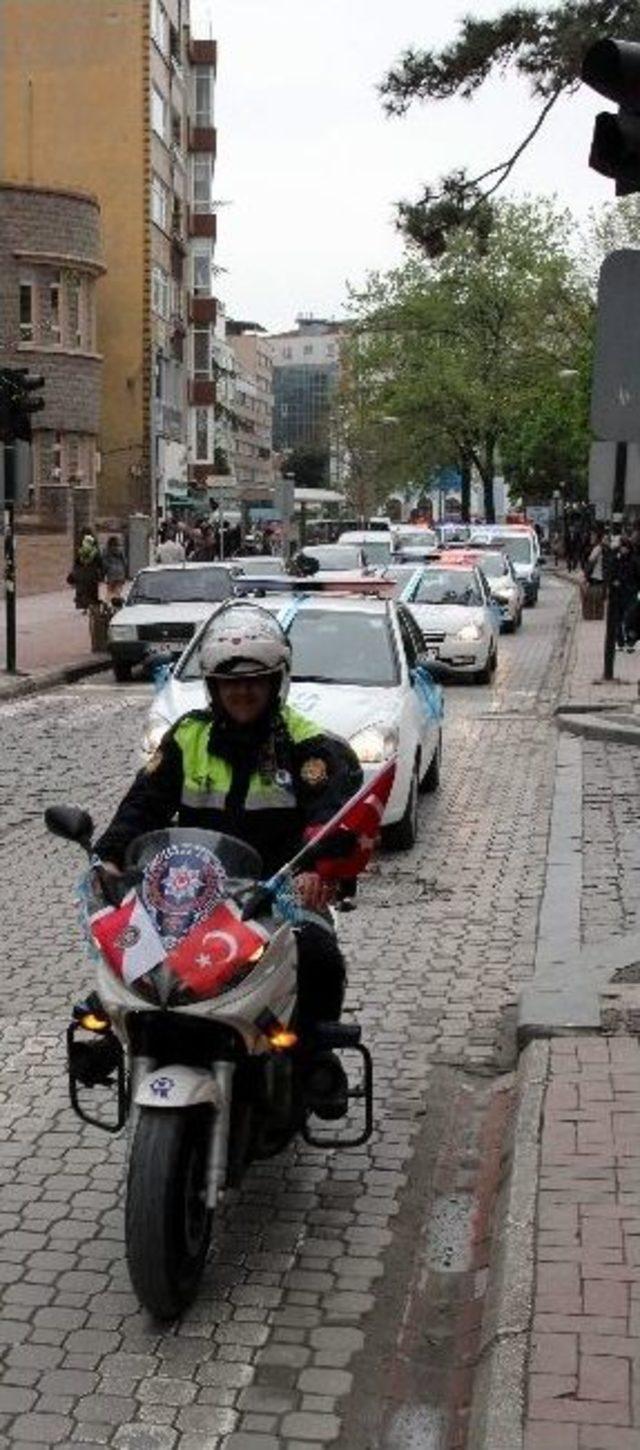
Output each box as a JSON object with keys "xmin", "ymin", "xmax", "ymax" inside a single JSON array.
[{"xmin": 191, "ymin": 0, "xmax": 609, "ymax": 331}]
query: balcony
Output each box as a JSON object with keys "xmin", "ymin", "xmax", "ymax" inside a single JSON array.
[
  {"xmin": 188, "ymin": 378, "xmax": 216, "ymax": 405},
  {"xmin": 188, "ymin": 125, "xmax": 217, "ymax": 156},
  {"xmin": 188, "ymin": 210, "xmax": 217, "ymax": 240},
  {"xmin": 189, "ymin": 295, "xmax": 217, "ymax": 325},
  {"xmin": 188, "ymin": 38, "xmax": 217, "ymax": 68}
]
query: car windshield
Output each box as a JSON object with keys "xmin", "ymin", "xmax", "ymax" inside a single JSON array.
[
  {"xmin": 232, "ymin": 557, "xmax": 285, "ymax": 575},
  {"xmin": 129, "ymin": 568, "xmax": 235, "ymax": 604},
  {"xmin": 493, "ymin": 536, "xmax": 533, "ymax": 565},
  {"xmin": 476, "ymin": 553, "xmax": 508, "ymax": 579},
  {"xmin": 301, "ymin": 545, "xmax": 362, "ymax": 570},
  {"xmin": 288, "ymin": 610, "xmax": 398, "ymax": 686},
  {"xmin": 396, "ymin": 531, "xmax": 437, "ymax": 551},
  {"xmin": 361, "ymin": 541, "xmax": 392, "ymax": 566},
  {"xmin": 414, "ymin": 569, "xmax": 482, "ymax": 607}
]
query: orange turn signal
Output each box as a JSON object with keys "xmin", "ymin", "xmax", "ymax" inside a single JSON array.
[
  {"xmin": 79, "ymin": 1012, "xmax": 110, "ymax": 1034},
  {"xmin": 268, "ymin": 1029, "xmax": 298, "ymax": 1051}
]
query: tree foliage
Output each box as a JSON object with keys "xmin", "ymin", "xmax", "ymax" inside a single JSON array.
[
  {"xmin": 281, "ymin": 445, "xmax": 329, "ymax": 488},
  {"xmin": 340, "ymin": 197, "xmax": 592, "ymax": 518},
  {"xmin": 380, "ymin": 1, "xmax": 639, "ymax": 253}
]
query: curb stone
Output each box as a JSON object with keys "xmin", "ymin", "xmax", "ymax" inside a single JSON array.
[
  {"xmin": 0, "ymin": 654, "xmax": 111, "ymax": 704},
  {"xmin": 556, "ymin": 709, "xmax": 640, "ymax": 746},
  {"xmin": 467, "ymin": 1040, "xmax": 549, "ymax": 1450}
]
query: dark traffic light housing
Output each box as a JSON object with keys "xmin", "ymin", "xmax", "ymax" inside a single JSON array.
[
  {"xmin": 0, "ymin": 367, "xmax": 45, "ymax": 443},
  {"xmin": 582, "ymin": 38, "xmax": 640, "ymax": 194}
]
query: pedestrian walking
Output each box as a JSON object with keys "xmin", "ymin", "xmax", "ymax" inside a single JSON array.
[
  {"xmin": 102, "ymin": 535, "xmax": 127, "ymax": 605},
  {"xmin": 156, "ymin": 527, "xmax": 186, "ymax": 564},
  {"xmin": 67, "ymin": 533, "xmax": 104, "ymax": 612}
]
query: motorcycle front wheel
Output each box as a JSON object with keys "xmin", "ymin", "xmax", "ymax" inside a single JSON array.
[{"xmin": 126, "ymin": 1105, "xmax": 213, "ymax": 1319}]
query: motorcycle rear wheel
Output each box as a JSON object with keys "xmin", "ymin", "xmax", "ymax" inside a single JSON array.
[{"xmin": 126, "ymin": 1105, "xmax": 213, "ymax": 1319}]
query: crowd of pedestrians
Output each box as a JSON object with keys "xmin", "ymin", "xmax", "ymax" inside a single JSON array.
[{"xmin": 554, "ymin": 509, "xmax": 640, "ymax": 650}]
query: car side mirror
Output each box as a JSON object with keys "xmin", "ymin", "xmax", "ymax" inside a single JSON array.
[{"xmin": 44, "ymin": 805, "xmax": 94, "ymax": 851}]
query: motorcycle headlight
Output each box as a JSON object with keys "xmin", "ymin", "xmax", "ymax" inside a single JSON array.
[
  {"xmin": 456, "ymin": 622, "xmax": 482, "ymax": 642},
  {"xmin": 142, "ymin": 717, "xmax": 170, "ymax": 759},
  {"xmin": 349, "ymin": 724, "xmax": 399, "ymax": 764},
  {"xmin": 109, "ymin": 622, "xmax": 137, "ymax": 641}
]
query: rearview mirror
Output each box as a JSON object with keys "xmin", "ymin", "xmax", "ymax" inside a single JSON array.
[{"xmin": 45, "ymin": 805, "xmax": 94, "ymax": 849}]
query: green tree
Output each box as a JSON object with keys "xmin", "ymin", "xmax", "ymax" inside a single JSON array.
[
  {"xmin": 342, "ymin": 198, "xmax": 591, "ymax": 520},
  {"xmin": 282, "ymin": 445, "xmax": 329, "ymax": 488},
  {"xmin": 380, "ymin": 1, "xmax": 639, "ymax": 253}
]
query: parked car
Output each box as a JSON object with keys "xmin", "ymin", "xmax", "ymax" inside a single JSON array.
[
  {"xmin": 107, "ymin": 563, "xmax": 242, "ymax": 682},
  {"xmin": 402, "ymin": 561, "xmax": 499, "ymax": 683},
  {"xmin": 298, "ymin": 544, "xmax": 365, "ymax": 572},
  {"xmin": 142, "ymin": 594, "xmax": 444, "ymax": 850}
]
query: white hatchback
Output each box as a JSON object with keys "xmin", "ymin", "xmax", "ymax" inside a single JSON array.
[{"xmin": 142, "ymin": 595, "xmax": 445, "ymax": 851}]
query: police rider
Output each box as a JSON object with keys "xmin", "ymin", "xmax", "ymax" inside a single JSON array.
[{"xmin": 94, "ymin": 604, "xmax": 363, "ymax": 1114}]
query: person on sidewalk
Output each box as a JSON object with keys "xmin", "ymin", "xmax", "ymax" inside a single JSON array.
[
  {"xmin": 67, "ymin": 533, "xmax": 104, "ymax": 613},
  {"xmin": 156, "ymin": 527, "xmax": 186, "ymax": 565},
  {"xmin": 102, "ymin": 536, "xmax": 127, "ymax": 605}
]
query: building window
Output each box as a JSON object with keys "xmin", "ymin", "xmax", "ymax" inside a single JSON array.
[
  {"xmin": 195, "ymin": 407, "xmax": 210, "ymax": 461},
  {"xmin": 193, "ymin": 251, "xmax": 211, "ymax": 296},
  {"xmin": 67, "ymin": 434, "xmax": 80, "ymax": 480},
  {"xmin": 151, "ymin": 0, "xmax": 168, "ymax": 53},
  {"xmin": 151, "ymin": 173, "xmax": 170, "ymax": 230},
  {"xmin": 65, "ymin": 273, "xmax": 86, "ymax": 348},
  {"xmin": 152, "ymin": 83, "xmax": 167, "ymax": 141},
  {"xmin": 193, "ymin": 328, "xmax": 211, "ymax": 378},
  {"xmin": 48, "ymin": 280, "xmax": 61, "ymax": 344},
  {"xmin": 194, "ymin": 68, "xmax": 214, "ymax": 127},
  {"xmin": 152, "ymin": 264, "xmax": 170, "ymax": 319},
  {"xmin": 52, "ymin": 431, "xmax": 63, "ymax": 480},
  {"xmin": 192, "ymin": 155, "xmax": 212, "ymax": 213},
  {"xmin": 19, "ymin": 283, "xmax": 34, "ymax": 343}
]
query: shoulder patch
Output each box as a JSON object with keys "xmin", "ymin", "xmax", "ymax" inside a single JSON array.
[{"xmin": 300, "ymin": 756, "xmax": 329, "ymax": 787}]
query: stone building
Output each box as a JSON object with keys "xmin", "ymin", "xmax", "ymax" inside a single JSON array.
[{"xmin": 0, "ymin": 182, "xmax": 105, "ymax": 531}]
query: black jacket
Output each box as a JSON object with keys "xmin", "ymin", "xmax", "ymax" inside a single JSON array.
[{"xmin": 95, "ymin": 707, "xmax": 363, "ymax": 877}]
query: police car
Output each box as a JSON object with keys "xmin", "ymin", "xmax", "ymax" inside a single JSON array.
[
  {"xmin": 401, "ymin": 558, "xmax": 500, "ymax": 682},
  {"xmin": 142, "ymin": 594, "xmax": 444, "ymax": 850}
]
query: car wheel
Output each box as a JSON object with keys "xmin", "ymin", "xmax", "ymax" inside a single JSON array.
[
  {"xmin": 113, "ymin": 660, "xmax": 133, "ymax": 683},
  {"xmin": 385, "ymin": 759, "xmax": 419, "ymax": 851},
  {"xmin": 421, "ymin": 733, "xmax": 442, "ymax": 794}
]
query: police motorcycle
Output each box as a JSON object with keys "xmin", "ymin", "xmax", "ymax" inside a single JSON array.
[{"xmin": 44, "ymin": 791, "xmax": 386, "ymax": 1320}]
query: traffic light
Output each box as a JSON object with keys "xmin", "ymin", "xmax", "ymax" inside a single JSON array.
[
  {"xmin": 0, "ymin": 367, "xmax": 45, "ymax": 443},
  {"xmin": 582, "ymin": 39, "xmax": 640, "ymax": 195}
]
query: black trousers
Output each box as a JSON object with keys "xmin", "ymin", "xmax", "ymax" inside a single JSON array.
[{"xmin": 295, "ymin": 922, "xmax": 346, "ymax": 1031}]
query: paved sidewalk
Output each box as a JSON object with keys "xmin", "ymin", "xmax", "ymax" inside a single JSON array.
[
  {"xmin": 0, "ymin": 589, "xmax": 95, "ymax": 675},
  {"xmin": 524, "ymin": 1035, "xmax": 640, "ymax": 1450}
]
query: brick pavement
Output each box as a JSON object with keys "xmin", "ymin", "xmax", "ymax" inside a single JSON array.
[
  {"xmin": 0, "ymin": 591, "xmax": 95, "ymax": 675},
  {"xmin": 524, "ymin": 1036, "xmax": 640, "ymax": 1450},
  {"xmin": 0, "ymin": 577, "xmax": 579, "ymax": 1447}
]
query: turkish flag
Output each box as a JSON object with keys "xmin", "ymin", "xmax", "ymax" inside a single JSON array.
[
  {"xmin": 166, "ymin": 900, "xmax": 269, "ymax": 999},
  {"xmin": 304, "ymin": 758, "xmax": 396, "ymax": 880}
]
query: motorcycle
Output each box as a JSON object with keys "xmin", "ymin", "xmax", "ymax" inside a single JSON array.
[{"xmin": 44, "ymin": 809, "xmax": 374, "ymax": 1320}]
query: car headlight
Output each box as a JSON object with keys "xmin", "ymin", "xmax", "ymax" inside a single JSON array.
[
  {"xmin": 142, "ymin": 717, "xmax": 170, "ymax": 759},
  {"xmin": 109, "ymin": 622, "xmax": 137, "ymax": 641},
  {"xmin": 349, "ymin": 725, "xmax": 399, "ymax": 764},
  {"xmin": 456, "ymin": 622, "xmax": 483, "ymax": 641}
]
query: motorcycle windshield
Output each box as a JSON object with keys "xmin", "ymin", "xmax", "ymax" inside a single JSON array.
[{"xmin": 127, "ymin": 828, "xmax": 263, "ymax": 950}]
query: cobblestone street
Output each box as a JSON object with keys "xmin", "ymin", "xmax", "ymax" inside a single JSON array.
[{"xmin": 0, "ymin": 577, "xmax": 577, "ymax": 1449}]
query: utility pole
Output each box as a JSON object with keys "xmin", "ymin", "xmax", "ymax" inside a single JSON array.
[
  {"xmin": 2, "ymin": 443, "xmax": 17, "ymax": 673},
  {"xmin": 0, "ymin": 369, "xmax": 45, "ymax": 675}
]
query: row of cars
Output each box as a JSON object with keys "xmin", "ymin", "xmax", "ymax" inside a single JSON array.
[{"xmin": 106, "ymin": 522, "xmax": 542, "ymax": 849}]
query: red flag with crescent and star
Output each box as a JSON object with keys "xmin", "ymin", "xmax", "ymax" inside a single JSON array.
[{"xmin": 166, "ymin": 900, "xmax": 269, "ymax": 999}]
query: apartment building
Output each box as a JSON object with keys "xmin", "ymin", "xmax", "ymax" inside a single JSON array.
[
  {"xmin": 0, "ymin": 0, "xmax": 218, "ymax": 522},
  {"xmin": 228, "ymin": 327, "xmax": 275, "ymax": 494}
]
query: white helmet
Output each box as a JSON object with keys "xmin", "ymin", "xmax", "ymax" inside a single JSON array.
[{"xmin": 199, "ymin": 604, "xmax": 291, "ymax": 703}]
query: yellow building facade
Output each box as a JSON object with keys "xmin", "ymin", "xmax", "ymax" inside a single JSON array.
[{"xmin": 0, "ymin": 0, "xmax": 218, "ymax": 520}]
